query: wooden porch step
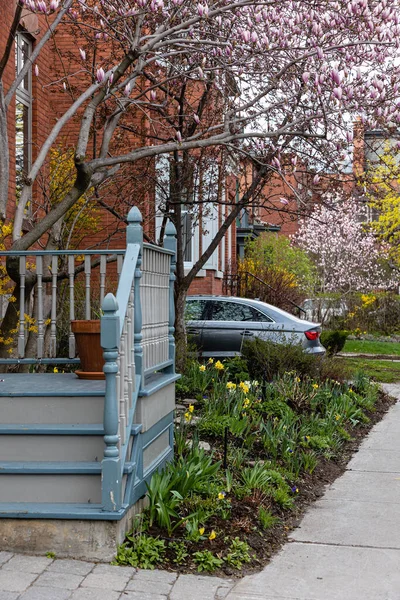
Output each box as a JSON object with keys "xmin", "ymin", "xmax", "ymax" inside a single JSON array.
[
  {"xmin": 0, "ymin": 424, "xmax": 104, "ymax": 435},
  {"xmin": 0, "ymin": 502, "xmax": 128, "ymax": 520},
  {"xmin": 0, "ymin": 461, "xmax": 136, "ymax": 474}
]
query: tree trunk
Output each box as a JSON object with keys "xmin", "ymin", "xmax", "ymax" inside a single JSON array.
[{"xmin": 174, "ymin": 278, "xmax": 190, "ymax": 373}]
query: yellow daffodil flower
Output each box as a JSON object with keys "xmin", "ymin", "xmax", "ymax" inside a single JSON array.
[
  {"xmin": 188, "ymin": 404, "xmax": 195, "ymax": 413},
  {"xmin": 53, "ymin": 367, "xmax": 59, "ymax": 373},
  {"xmin": 215, "ymin": 361, "xmax": 224, "ymax": 370},
  {"xmin": 312, "ymin": 383, "xmax": 319, "ymax": 389},
  {"xmin": 239, "ymin": 381, "xmax": 249, "ymax": 394},
  {"xmin": 209, "ymin": 530, "xmax": 216, "ymax": 540},
  {"xmin": 199, "ymin": 364, "xmax": 206, "ymax": 372},
  {"xmin": 199, "ymin": 527, "xmax": 205, "ymax": 535}
]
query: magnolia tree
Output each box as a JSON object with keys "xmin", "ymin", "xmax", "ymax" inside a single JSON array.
[
  {"xmin": 1, "ymin": 0, "xmax": 400, "ymax": 351},
  {"xmin": 294, "ymin": 195, "xmax": 396, "ymax": 294}
]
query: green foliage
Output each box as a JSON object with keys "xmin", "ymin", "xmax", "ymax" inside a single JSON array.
[
  {"xmin": 169, "ymin": 541, "xmax": 189, "ymax": 565},
  {"xmin": 193, "ymin": 550, "xmax": 223, "ymax": 573},
  {"xmin": 146, "ymin": 447, "xmax": 221, "ymax": 534},
  {"xmin": 223, "ymin": 538, "xmax": 252, "ymax": 570},
  {"xmin": 320, "ymin": 330, "xmax": 349, "ymax": 355},
  {"xmin": 258, "ymin": 507, "xmax": 279, "ymax": 530},
  {"xmin": 115, "ymin": 536, "xmax": 166, "ymax": 569},
  {"xmin": 245, "ymin": 232, "xmax": 317, "ymax": 294},
  {"xmin": 45, "ymin": 551, "xmax": 56, "ymax": 559},
  {"xmin": 242, "ymin": 337, "xmax": 319, "ymax": 382}
]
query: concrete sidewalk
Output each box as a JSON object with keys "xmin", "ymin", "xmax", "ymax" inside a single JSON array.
[
  {"xmin": 0, "ymin": 384, "xmax": 398, "ymax": 600},
  {"xmin": 226, "ymin": 383, "xmax": 400, "ymax": 600}
]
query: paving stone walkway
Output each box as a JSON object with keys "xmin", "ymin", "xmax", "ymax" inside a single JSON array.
[
  {"xmin": 0, "ymin": 556, "xmax": 234, "ymax": 600},
  {"xmin": 0, "ymin": 383, "xmax": 399, "ymax": 600}
]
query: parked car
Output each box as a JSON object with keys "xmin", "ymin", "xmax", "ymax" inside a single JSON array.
[{"xmin": 185, "ymin": 295, "xmax": 326, "ymax": 358}]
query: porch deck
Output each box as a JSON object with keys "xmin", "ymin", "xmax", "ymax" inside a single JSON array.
[{"xmin": 0, "ymin": 373, "xmax": 105, "ymax": 396}]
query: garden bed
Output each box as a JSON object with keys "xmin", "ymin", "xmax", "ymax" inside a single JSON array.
[{"xmin": 115, "ymin": 349, "xmax": 395, "ymax": 577}]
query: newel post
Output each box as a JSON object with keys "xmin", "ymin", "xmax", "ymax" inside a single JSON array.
[
  {"xmin": 101, "ymin": 293, "xmax": 121, "ymax": 512},
  {"xmin": 164, "ymin": 220, "xmax": 177, "ymax": 372},
  {"xmin": 127, "ymin": 207, "xmax": 144, "ymax": 389}
]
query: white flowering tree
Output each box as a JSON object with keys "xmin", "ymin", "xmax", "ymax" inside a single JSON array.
[
  {"xmin": 1, "ymin": 0, "xmax": 400, "ymax": 350},
  {"xmin": 294, "ymin": 195, "xmax": 395, "ymax": 294}
]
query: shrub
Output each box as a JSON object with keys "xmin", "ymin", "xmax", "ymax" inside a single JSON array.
[
  {"xmin": 114, "ymin": 535, "xmax": 165, "ymax": 569},
  {"xmin": 320, "ymin": 330, "xmax": 349, "ymax": 355},
  {"xmin": 242, "ymin": 337, "xmax": 319, "ymax": 382}
]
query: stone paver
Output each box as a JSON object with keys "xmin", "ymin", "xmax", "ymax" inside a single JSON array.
[
  {"xmin": 0, "ymin": 555, "xmax": 13, "ymax": 568},
  {"xmin": 0, "ymin": 593, "xmax": 19, "ymax": 600},
  {"xmin": 69, "ymin": 590, "xmax": 120, "ymax": 600},
  {"xmin": 46, "ymin": 559, "xmax": 95, "ymax": 577},
  {"xmin": 121, "ymin": 593, "xmax": 168, "ymax": 600},
  {"xmin": 18, "ymin": 586, "xmax": 73, "ymax": 600},
  {"xmin": 33, "ymin": 572, "xmax": 84, "ymax": 590},
  {"xmin": 80, "ymin": 564, "xmax": 133, "ymax": 592},
  {"xmin": 170, "ymin": 574, "xmax": 234, "ymax": 600},
  {"xmin": 132, "ymin": 569, "xmax": 178, "ymax": 585},
  {"xmin": 0, "ymin": 571, "xmax": 38, "ymax": 593},
  {"xmin": 2, "ymin": 556, "xmax": 53, "ymax": 573}
]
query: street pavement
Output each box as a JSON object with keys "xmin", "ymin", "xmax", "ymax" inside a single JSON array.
[{"xmin": 0, "ymin": 383, "xmax": 399, "ymax": 600}]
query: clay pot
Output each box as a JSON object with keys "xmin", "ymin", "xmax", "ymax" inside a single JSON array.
[{"xmin": 71, "ymin": 320, "xmax": 105, "ymax": 380}]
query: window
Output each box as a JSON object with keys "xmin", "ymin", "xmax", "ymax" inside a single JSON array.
[
  {"xmin": 185, "ymin": 299, "xmax": 207, "ymax": 321},
  {"xmin": 209, "ymin": 301, "xmax": 273, "ymax": 322},
  {"xmin": 15, "ymin": 33, "xmax": 32, "ymax": 206}
]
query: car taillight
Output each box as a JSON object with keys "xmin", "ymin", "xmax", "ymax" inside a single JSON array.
[{"xmin": 304, "ymin": 330, "xmax": 320, "ymax": 341}]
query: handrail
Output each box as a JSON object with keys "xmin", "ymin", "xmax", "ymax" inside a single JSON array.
[
  {"xmin": 115, "ymin": 244, "xmax": 140, "ymax": 337},
  {"xmin": 1, "ymin": 249, "xmax": 126, "ymax": 256}
]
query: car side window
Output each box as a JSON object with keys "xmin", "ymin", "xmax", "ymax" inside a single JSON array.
[
  {"xmin": 210, "ymin": 301, "xmax": 267, "ymax": 322},
  {"xmin": 252, "ymin": 308, "xmax": 274, "ymax": 322},
  {"xmin": 185, "ymin": 300, "xmax": 207, "ymax": 321}
]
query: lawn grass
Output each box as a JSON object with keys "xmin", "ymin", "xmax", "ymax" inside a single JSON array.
[
  {"xmin": 342, "ymin": 357, "xmax": 400, "ymax": 383},
  {"xmin": 343, "ymin": 339, "xmax": 400, "ymax": 356}
]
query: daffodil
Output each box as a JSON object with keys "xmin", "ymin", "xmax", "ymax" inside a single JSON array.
[
  {"xmin": 209, "ymin": 530, "xmax": 216, "ymax": 540},
  {"xmin": 184, "ymin": 412, "xmax": 192, "ymax": 422},
  {"xmin": 295, "ymin": 377, "xmax": 300, "ymax": 383},
  {"xmin": 215, "ymin": 360, "xmax": 224, "ymax": 370},
  {"xmin": 243, "ymin": 398, "xmax": 250, "ymax": 408},
  {"xmin": 312, "ymin": 383, "xmax": 319, "ymax": 389},
  {"xmin": 199, "ymin": 527, "xmax": 205, "ymax": 535},
  {"xmin": 188, "ymin": 404, "xmax": 195, "ymax": 413},
  {"xmin": 239, "ymin": 381, "xmax": 249, "ymax": 394},
  {"xmin": 199, "ymin": 364, "xmax": 206, "ymax": 372},
  {"xmin": 208, "ymin": 358, "xmax": 214, "ymax": 364},
  {"xmin": 226, "ymin": 381, "xmax": 236, "ymax": 390},
  {"xmin": 335, "ymin": 414, "xmax": 341, "ymax": 421},
  {"xmin": 53, "ymin": 367, "xmax": 59, "ymax": 373}
]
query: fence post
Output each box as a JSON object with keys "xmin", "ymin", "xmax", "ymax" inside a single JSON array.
[
  {"xmin": 127, "ymin": 207, "xmax": 144, "ymax": 389},
  {"xmin": 101, "ymin": 292, "xmax": 121, "ymax": 512},
  {"xmin": 164, "ymin": 220, "xmax": 177, "ymax": 372}
]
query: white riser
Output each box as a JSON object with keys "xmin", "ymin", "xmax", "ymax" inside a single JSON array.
[
  {"xmin": 0, "ymin": 474, "xmax": 101, "ymax": 503},
  {"xmin": 0, "ymin": 436, "xmax": 104, "ymax": 462},
  {"xmin": 0, "ymin": 396, "xmax": 104, "ymax": 424}
]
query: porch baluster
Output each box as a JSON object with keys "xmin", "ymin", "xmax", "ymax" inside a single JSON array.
[
  {"xmin": 164, "ymin": 221, "xmax": 177, "ymax": 368},
  {"xmin": 84, "ymin": 255, "xmax": 91, "ymax": 320},
  {"xmin": 100, "ymin": 255, "xmax": 107, "ymax": 305},
  {"xmin": 18, "ymin": 256, "xmax": 26, "ymax": 358},
  {"xmin": 50, "ymin": 255, "xmax": 58, "ymax": 357},
  {"xmin": 101, "ymin": 293, "xmax": 121, "ymax": 512},
  {"xmin": 68, "ymin": 256, "xmax": 75, "ymax": 359},
  {"xmin": 36, "ymin": 255, "xmax": 44, "ymax": 358}
]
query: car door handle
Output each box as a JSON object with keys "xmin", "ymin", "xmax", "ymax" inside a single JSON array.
[
  {"xmin": 241, "ymin": 330, "xmax": 254, "ymax": 336},
  {"xmin": 187, "ymin": 328, "xmax": 200, "ymax": 335}
]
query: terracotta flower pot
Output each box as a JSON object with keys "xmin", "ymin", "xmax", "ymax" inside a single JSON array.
[{"xmin": 71, "ymin": 320, "xmax": 105, "ymax": 380}]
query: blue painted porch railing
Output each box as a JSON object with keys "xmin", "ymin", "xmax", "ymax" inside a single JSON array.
[{"xmin": 100, "ymin": 207, "xmax": 177, "ymax": 512}]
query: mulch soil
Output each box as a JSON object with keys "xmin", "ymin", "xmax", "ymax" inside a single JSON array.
[{"xmin": 146, "ymin": 389, "xmax": 396, "ymax": 578}]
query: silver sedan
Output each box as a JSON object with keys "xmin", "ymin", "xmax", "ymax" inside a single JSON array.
[{"xmin": 185, "ymin": 295, "xmax": 326, "ymax": 358}]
